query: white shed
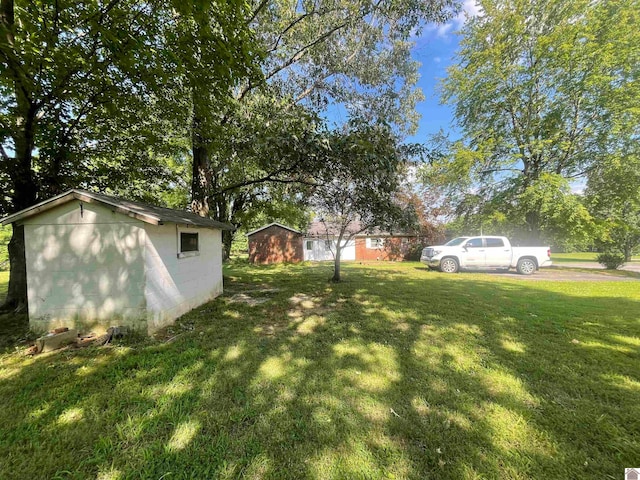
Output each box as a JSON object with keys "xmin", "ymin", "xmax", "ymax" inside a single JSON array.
[{"xmin": 1, "ymin": 189, "xmax": 232, "ymax": 334}]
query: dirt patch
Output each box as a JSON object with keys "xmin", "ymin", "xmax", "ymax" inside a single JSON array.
[{"xmin": 228, "ymin": 293, "xmax": 270, "ymax": 306}]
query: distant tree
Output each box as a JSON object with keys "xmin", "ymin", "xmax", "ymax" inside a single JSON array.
[
  {"xmin": 436, "ymin": 0, "xmax": 639, "ymax": 244},
  {"xmin": 311, "ymin": 122, "xmax": 412, "ymax": 282},
  {"xmin": 585, "ymin": 150, "xmax": 640, "ymax": 261}
]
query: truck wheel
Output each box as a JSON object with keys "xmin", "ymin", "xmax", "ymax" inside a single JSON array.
[
  {"xmin": 516, "ymin": 258, "xmax": 536, "ymax": 275},
  {"xmin": 440, "ymin": 257, "xmax": 459, "ymax": 273}
]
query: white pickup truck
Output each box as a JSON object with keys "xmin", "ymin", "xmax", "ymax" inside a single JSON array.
[{"xmin": 421, "ymin": 236, "xmax": 552, "ymax": 275}]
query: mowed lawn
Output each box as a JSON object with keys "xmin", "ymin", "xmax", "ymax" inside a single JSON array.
[
  {"xmin": 552, "ymin": 252, "xmax": 640, "ymax": 263},
  {"xmin": 0, "ymin": 271, "xmax": 8, "ymax": 302},
  {"xmin": 0, "ymin": 263, "xmax": 639, "ymax": 480}
]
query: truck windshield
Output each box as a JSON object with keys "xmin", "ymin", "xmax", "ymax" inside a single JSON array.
[{"xmin": 444, "ymin": 237, "xmax": 469, "ymax": 246}]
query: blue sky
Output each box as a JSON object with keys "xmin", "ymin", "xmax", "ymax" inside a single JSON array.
[{"xmin": 409, "ymin": 0, "xmax": 481, "ymax": 143}]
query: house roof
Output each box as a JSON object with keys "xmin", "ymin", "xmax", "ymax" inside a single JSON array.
[
  {"xmin": 304, "ymin": 220, "xmax": 416, "ymax": 238},
  {"xmin": 0, "ymin": 189, "xmax": 234, "ymax": 230},
  {"xmin": 246, "ymin": 222, "xmax": 303, "ymax": 237}
]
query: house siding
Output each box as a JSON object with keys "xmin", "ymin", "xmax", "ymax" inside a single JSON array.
[
  {"xmin": 144, "ymin": 224, "xmax": 223, "ymax": 332},
  {"xmin": 355, "ymin": 236, "xmax": 419, "ymax": 261},
  {"xmin": 23, "ymin": 201, "xmax": 148, "ymax": 333},
  {"xmin": 303, "ymin": 238, "xmax": 356, "ymax": 261},
  {"xmin": 248, "ymin": 225, "xmax": 303, "ymax": 264}
]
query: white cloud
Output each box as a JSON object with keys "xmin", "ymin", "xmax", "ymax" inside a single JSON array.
[
  {"xmin": 427, "ymin": 0, "xmax": 482, "ymax": 38},
  {"xmin": 433, "ymin": 56, "xmax": 442, "ymax": 63}
]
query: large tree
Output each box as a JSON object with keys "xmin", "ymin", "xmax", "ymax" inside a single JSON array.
[
  {"xmin": 435, "ymin": 0, "xmax": 639, "ymax": 244},
  {"xmin": 311, "ymin": 121, "xmax": 414, "ymax": 282},
  {"xmin": 0, "ymin": 0, "xmax": 258, "ymax": 312},
  {"xmin": 188, "ymin": 0, "xmax": 459, "ymax": 255}
]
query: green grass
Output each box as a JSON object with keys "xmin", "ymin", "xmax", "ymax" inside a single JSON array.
[
  {"xmin": 1, "ymin": 263, "xmax": 639, "ymax": 479},
  {"xmin": 0, "ymin": 271, "xmax": 7, "ymax": 303},
  {"xmin": 553, "ymin": 252, "xmax": 640, "ymax": 263}
]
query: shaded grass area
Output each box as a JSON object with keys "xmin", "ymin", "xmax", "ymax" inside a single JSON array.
[
  {"xmin": 553, "ymin": 252, "xmax": 640, "ymax": 263},
  {"xmin": 0, "ymin": 271, "xmax": 7, "ymax": 302},
  {"xmin": 0, "ymin": 271, "xmax": 31, "ymax": 351},
  {"xmin": 0, "ymin": 263, "xmax": 639, "ymax": 479}
]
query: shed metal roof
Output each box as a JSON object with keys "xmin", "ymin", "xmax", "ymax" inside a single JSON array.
[{"xmin": 0, "ymin": 189, "xmax": 234, "ymax": 230}]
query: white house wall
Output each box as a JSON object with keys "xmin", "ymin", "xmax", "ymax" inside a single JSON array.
[
  {"xmin": 144, "ymin": 224, "xmax": 223, "ymax": 332},
  {"xmin": 303, "ymin": 238, "xmax": 355, "ymax": 261},
  {"xmin": 23, "ymin": 201, "xmax": 147, "ymax": 332}
]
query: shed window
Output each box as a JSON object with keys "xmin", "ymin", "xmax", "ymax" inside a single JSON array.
[
  {"xmin": 324, "ymin": 240, "xmax": 332, "ymax": 249},
  {"xmin": 306, "ymin": 240, "xmax": 313, "ymax": 250},
  {"xmin": 180, "ymin": 232, "xmax": 199, "ymax": 253}
]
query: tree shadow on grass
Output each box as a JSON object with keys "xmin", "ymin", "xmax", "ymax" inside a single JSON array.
[{"xmin": 0, "ymin": 263, "xmax": 638, "ymax": 479}]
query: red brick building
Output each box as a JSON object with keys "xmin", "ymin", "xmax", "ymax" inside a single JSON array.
[
  {"xmin": 247, "ymin": 223, "xmax": 304, "ymax": 264},
  {"xmin": 248, "ymin": 221, "xmax": 427, "ymax": 264},
  {"xmin": 354, "ymin": 235, "xmax": 422, "ymax": 261}
]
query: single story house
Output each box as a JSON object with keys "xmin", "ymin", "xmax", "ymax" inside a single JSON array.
[
  {"xmin": 0, "ymin": 189, "xmax": 233, "ymax": 334},
  {"xmin": 303, "ymin": 221, "xmax": 356, "ymax": 261},
  {"xmin": 248, "ymin": 220, "xmax": 421, "ymax": 263},
  {"xmin": 247, "ymin": 223, "xmax": 304, "ymax": 264}
]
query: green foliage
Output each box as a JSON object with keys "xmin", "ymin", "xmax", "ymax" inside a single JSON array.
[
  {"xmin": 311, "ymin": 121, "xmax": 411, "ymax": 280},
  {"xmin": 596, "ymin": 252, "xmax": 626, "ymax": 270},
  {"xmin": 0, "ymin": 225, "xmax": 10, "ymax": 271},
  {"xmin": 436, "ymin": 0, "xmax": 640, "ymax": 242},
  {"xmin": 585, "ymin": 150, "xmax": 640, "ymax": 261},
  {"xmin": 191, "ymin": 0, "xmax": 458, "ymax": 253}
]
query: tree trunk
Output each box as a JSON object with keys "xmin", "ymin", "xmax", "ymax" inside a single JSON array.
[
  {"xmin": 190, "ymin": 121, "xmax": 211, "ymax": 217},
  {"xmin": 332, "ymin": 245, "xmax": 342, "ymax": 282},
  {"xmin": 222, "ymin": 229, "xmax": 233, "ymax": 261},
  {"xmin": 1, "ymin": 224, "xmax": 27, "ymax": 313},
  {"xmin": 2, "ymin": 34, "xmax": 38, "ymax": 312},
  {"xmin": 524, "ymin": 210, "xmax": 542, "ymax": 245}
]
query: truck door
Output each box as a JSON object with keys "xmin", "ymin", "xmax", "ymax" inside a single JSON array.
[
  {"xmin": 484, "ymin": 237, "xmax": 512, "ymax": 267},
  {"xmin": 461, "ymin": 237, "xmax": 485, "ymax": 267}
]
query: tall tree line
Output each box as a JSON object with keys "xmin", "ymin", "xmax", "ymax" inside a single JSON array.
[{"xmin": 422, "ymin": 0, "xmax": 640, "ymax": 247}]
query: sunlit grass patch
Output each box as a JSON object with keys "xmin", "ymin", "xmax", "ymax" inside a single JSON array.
[{"xmin": 0, "ymin": 262, "xmax": 639, "ymax": 479}]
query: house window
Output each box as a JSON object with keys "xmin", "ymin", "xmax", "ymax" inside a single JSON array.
[
  {"xmin": 306, "ymin": 240, "xmax": 313, "ymax": 250},
  {"xmin": 179, "ymin": 231, "xmax": 199, "ymax": 258},
  {"xmin": 367, "ymin": 238, "xmax": 384, "ymax": 249},
  {"xmin": 324, "ymin": 240, "xmax": 332, "ymax": 249}
]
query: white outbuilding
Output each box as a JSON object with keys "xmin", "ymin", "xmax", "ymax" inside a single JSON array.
[{"xmin": 1, "ymin": 189, "xmax": 232, "ymax": 334}]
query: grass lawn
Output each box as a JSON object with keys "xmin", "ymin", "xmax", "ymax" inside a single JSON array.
[
  {"xmin": 552, "ymin": 252, "xmax": 640, "ymax": 263},
  {"xmin": 0, "ymin": 271, "xmax": 7, "ymax": 303},
  {"xmin": 0, "ymin": 262, "xmax": 639, "ymax": 479}
]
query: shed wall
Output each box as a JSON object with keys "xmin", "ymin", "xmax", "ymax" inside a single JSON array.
[
  {"xmin": 248, "ymin": 225, "xmax": 303, "ymax": 264},
  {"xmin": 23, "ymin": 201, "xmax": 147, "ymax": 332},
  {"xmin": 144, "ymin": 224, "xmax": 223, "ymax": 332}
]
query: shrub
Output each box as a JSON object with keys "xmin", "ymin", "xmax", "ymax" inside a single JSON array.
[{"xmin": 596, "ymin": 252, "xmax": 626, "ymax": 270}]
